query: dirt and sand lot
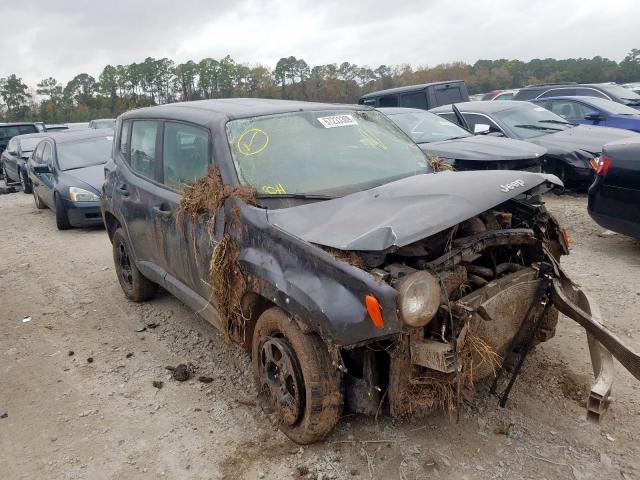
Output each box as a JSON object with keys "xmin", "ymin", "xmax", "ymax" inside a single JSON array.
[{"xmin": 1, "ymin": 187, "xmax": 639, "ymax": 480}]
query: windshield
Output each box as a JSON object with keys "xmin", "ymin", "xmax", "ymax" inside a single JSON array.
[
  {"xmin": 494, "ymin": 104, "xmax": 575, "ymax": 139},
  {"xmin": 226, "ymin": 109, "xmax": 428, "ymax": 197},
  {"xmin": 583, "ymin": 97, "xmax": 639, "ymax": 115},
  {"xmin": 597, "ymin": 84, "xmax": 640, "ymax": 103},
  {"xmin": 0, "ymin": 125, "xmax": 38, "ymax": 141},
  {"xmin": 56, "ymin": 136, "xmax": 113, "ymax": 170},
  {"xmin": 20, "ymin": 137, "xmax": 43, "ymax": 153},
  {"xmin": 386, "ymin": 110, "xmax": 472, "ymax": 143}
]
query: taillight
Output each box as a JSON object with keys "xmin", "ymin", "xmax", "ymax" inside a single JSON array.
[{"xmin": 596, "ymin": 155, "xmax": 612, "ymax": 176}]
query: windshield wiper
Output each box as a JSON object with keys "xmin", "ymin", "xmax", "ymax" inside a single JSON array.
[
  {"xmin": 513, "ymin": 124, "xmax": 562, "ymax": 132},
  {"xmin": 257, "ymin": 193, "xmax": 334, "ymax": 200},
  {"xmin": 539, "ymin": 119, "xmax": 574, "ymax": 126},
  {"xmin": 63, "ymin": 163, "xmax": 106, "ymax": 171}
]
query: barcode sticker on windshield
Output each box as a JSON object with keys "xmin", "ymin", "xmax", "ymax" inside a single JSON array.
[{"xmin": 318, "ymin": 114, "xmax": 358, "ymax": 128}]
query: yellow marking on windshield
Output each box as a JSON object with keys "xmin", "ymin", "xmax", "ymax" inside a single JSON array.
[
  {"xmin": 262, "ymin": 183, "xmax": 287, "ymax": 195},
  {"xmin": 237, "ymin": 128, "xmax": 269, "ymax": 156},
  {"xmin": 359, "ymin": 127, "xmax": 387, "ymax": 150}
]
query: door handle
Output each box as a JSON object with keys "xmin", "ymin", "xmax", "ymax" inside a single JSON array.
[
  {"xmin": 152, "ymin": 205, "xmax": 173, "ymax": 219},
  {"xmin": 116, "ymin": 184, "xmax": 129, "ymax": 197}
]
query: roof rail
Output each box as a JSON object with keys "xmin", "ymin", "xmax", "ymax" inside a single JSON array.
[{"xmin": 524, "ymin": 81, "xmax": 579, "ymax": 88}]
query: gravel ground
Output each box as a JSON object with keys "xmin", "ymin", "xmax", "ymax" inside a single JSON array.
[{"xmin": 1, "ymin": 187, "xmax": 639, "ymax": 480}]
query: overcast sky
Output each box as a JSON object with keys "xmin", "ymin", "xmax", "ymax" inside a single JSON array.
[{"xmin": 2, "ymin": 0, "xmax": 638, "ymax": 86}]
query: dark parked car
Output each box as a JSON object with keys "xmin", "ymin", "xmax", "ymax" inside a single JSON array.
[
  {"xmin": 379, "ymin": 107, "xmax": 545, "ymax": 171},
  {"xmin": 513, "ymin": 82, "xmax": 640, "ymax": 109},
  {"xmin": 28, "ymin": 129, "xmax": 113, "ymax": 229},
  {"xmin": 430, "ymin": 101, "xmax": 640, "ymax": 187},
  {"xmin": 588, "ymin": 137, "xmax": 640, "ymax": 239},
  {"xmin": 0, "ymin": 122, "xmax": 39, "ymax": 156},
  {"xmin": 102, "ymin": 98, "xmax": 636, "ymax": 443},
  {"xmin": 531, "ymin": 96, "xmax": 640, "ymax": 133},
  {"xmin": 1, "ymin": 132, "xmax": 51, "ymax": 192},
  {"xmin": 358, "ymin": 81, "xmax": 469, "ymax": 110},
  {"xmin": 89, "ymin": 118, "xmax": 116, "ymax": 129}
]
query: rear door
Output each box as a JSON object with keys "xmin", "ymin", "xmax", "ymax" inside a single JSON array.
[
  {"xmin": 113, "ymin": 119, "xmax": 167, "ymax": 283},
  {"xmin": 156, "ymin": 120, "xmax": 211, "ymax": 296}
]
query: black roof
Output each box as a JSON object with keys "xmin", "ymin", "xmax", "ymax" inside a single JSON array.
[
  {"xmin": 430, "ymin": 100, "xmax": 526, "ymax": 114},
  {"xmin": 121, "ymin": 98, "xmax": 368, "ymax": 125},
  {"xmin": 360, "ymin": 81, "xmax": 464, "ymax": 99}
]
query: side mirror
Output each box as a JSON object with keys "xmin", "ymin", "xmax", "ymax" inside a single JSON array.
[
  {"xmin": 584, "ymin": 111, "xmax": 605, "ymax": 122},
  {"xmin": 474, "ymin": 123, "xmax": 491, "ymax": 134},
  {"xmin": 7, "ymin": 150, "xmax": 18, "ymax": 156},
  {"xmin": 32, "ymin": 164, "xmax": 51, "ymax": 174}
]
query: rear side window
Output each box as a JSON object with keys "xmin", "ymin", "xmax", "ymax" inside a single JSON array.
[
  {"xmin": 162, "ymin": 122, "xmax": 210, "ymax": 191},
  {"xmin": 540, "ymin": 88, "xmax": 577, "ymax": 98},
  {"xmin": 434, "ymin": 86, "xmax": 464, "ymax": 106},
  {"xmin": 129, "ymin": 121, "xmax": 158, "ymax": 179},
  {"xmin": 575, "ymin": 87, "xmax": 608, "ymax": 99},
  {"xmin": 400, "ymin": 92, "xmax": 427, "ymax": 109},
  {"xmin": 378, "ymin": 95, "xmax": 398, "ymax": 107}
]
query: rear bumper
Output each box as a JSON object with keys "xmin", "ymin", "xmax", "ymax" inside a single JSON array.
[
  {"xmin": 588, "ymin": 209, "xmax": 640, "ymax": 240},
  {"xmin": 63, "ymin": 199, "xmax": 104, "ymax": 228}
]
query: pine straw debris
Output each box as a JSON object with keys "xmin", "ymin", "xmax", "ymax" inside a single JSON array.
[
  {"xmin": 404, "ymin": 330, "xmax": 502, "ymax": 417},
  {"xmin": 427, "ymin": 155, "xmax": 455, "ymax": 172},
  {"xmin": 177, "ymin": 166, "xmax": 257, "ymax": 336}
]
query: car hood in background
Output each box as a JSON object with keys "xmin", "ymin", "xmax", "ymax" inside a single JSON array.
[
  {"xmin": 528, "ymin": 124, "xmax": 639, "ymax": 158},
  {"xmin": 267, "ymin": 170, "xmax": 561, "ymax": 251},
  {"xmin": 62, "ymin": 164, "xmax": 105, "ymax": 193},
  {"xmin": 419, "ymin": 135, "xmax": 546, "ymax": 162}
]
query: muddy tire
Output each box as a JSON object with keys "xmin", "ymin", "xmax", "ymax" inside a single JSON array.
[
  {"xmin": 20, "ymin": 169, "xmax": 32, "ymax": 194},
  {"xmin": 55, "ymin": 194, "xmax": 71, "ymax": 230},
  {"xmin": 112, "ymin": 228, "xmax": 158, "ymax": 302},
  {"xmin": 252, "ymin": 307, "xmax": 343, "ymax": 444}
]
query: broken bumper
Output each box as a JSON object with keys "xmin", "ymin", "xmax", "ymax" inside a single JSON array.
[{"xmin": 389, "ymin": 265, "xmax": 638, "ymax": 424}]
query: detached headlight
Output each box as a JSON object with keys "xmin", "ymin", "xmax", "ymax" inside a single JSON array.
[
  {"xmin": 69, "ymin": 186, "xmax": 100, "ymax": 202},
  {"xmin": 398, "ymin": 271, "xmax": 442, "ymax": 328}
]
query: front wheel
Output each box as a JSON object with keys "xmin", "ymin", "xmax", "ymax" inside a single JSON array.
[
  {"xmin": 55, "ymin": 194, "xmax": 71, "ymax": 230},
  {"xmin": 112, "ymin": 227, "xmax": 158, "ymax": 302},
  {"xmin": 252, "ymin": 307, "xmax": 343, "ymax": 444},
  {"xmin": 20, "ymin": 170, "xmax": 32, "ymax": 194}
]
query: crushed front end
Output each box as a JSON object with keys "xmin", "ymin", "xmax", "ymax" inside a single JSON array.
[{"xmin": 341, "ymin": 198, "xmax": 625, "ymax": 422}]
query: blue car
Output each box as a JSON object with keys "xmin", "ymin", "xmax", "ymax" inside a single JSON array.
[
  {"xmin": 27, "ymin": 129, "xmax": 113, "ymax": 230},
  {"xmin": 532, "ymin": 96, "xmax": 640, "ymax": 133}
]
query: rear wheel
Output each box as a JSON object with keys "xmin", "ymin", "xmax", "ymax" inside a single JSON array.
[
  {"xmin": 252, "ymin": 307, "xmax": 343, "ymax": 444},
  {"xmin": 19, "ymin": 169, "xmax": 32, "ymax": 194},
  {"xmin": 112, "ymin": 227, "xmax": 158, "ymax": 302},
  {"xmin": 55, "ymin": 194, "xmax": 71, "ymax": 230}
]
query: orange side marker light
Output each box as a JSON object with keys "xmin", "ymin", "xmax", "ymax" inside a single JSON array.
[{"xmin": 365, "ymin": 295, "xmax": 384, "ymax": 329}]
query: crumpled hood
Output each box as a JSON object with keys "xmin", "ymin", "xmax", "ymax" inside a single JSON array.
[
  {"xmin": 62, "ymin": 164, "xmax": 105, "ymax": 193},
  {"xmin": 267, "ymin": 171, "xmax": 562, "ymax": 251},
  {"xmin": 528, "ymin": 124, "xmax": 639, "ymax": 157},
  {"xmin": 420, "ymin": 135, "xmax": 546, "ymax": 162}
]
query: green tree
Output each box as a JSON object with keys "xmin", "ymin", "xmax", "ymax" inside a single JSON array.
[{"xmin": 0, "ymin": 74, "xmax": 31, "ymax": 120}]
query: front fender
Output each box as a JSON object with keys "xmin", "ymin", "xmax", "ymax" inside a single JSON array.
[{"xmin": 236, "ymin": 203, "xmax": 401, "ymax": 346}]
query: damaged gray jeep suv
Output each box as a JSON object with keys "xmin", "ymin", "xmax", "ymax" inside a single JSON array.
[{"xmin": 102, "ymin": 98, "xmax": 639, "ymax": 444}]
